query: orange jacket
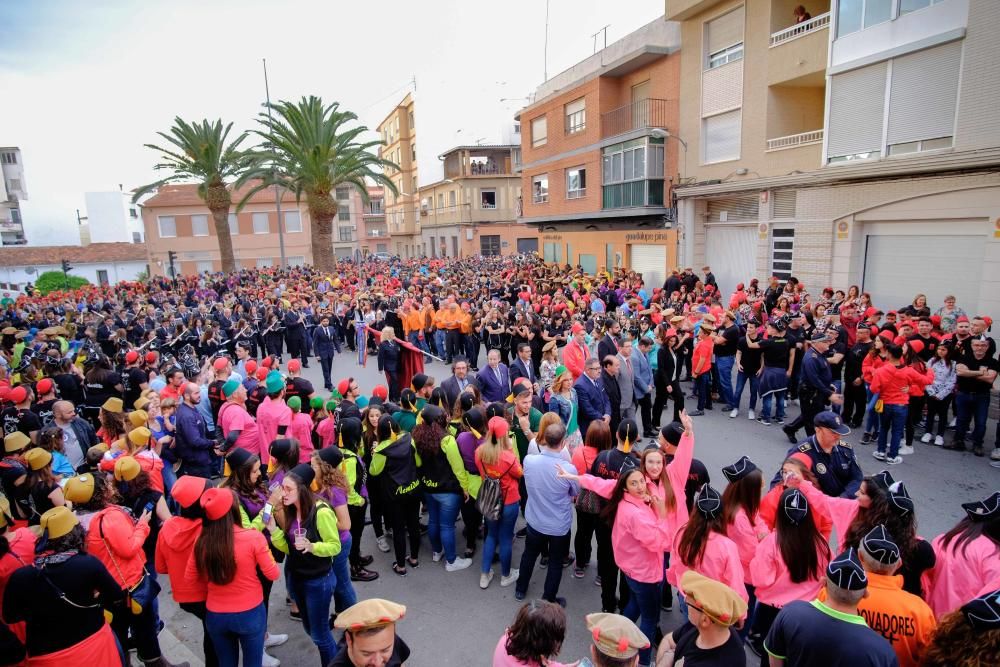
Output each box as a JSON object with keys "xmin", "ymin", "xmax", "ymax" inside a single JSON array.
[
  {"xmin": 459, "ymin": 312, "xmax": 473, "ymax": 335},
  {"xmin": 403, "ymin": 310, "xmax": 425, "ymax": 337},
  {"xmin": 433, "ymin": 309, "xmax": 449, "ymax": 330},
  {"xmin": 86, "ymin": 506, "xmax": 150, "ymax": 588}
]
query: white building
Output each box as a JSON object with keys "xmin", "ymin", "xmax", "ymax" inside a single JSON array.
[
  {"xmin": 0, "ymin": 243, "xmax": 147, "ymax": 294},
  {"xmin": 81, "ymin": 190, "xmax": 145, "ymax": 245},
  {"xmin": 0, "ymin": 147, "xmax": 28, "ymax": 246}
]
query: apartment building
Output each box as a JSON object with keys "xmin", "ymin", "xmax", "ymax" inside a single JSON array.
[
  {"xmin": 331, "ymin": 184, "xmax": 372, "ymax": 260},
  {"xmin": 517, "ymin": 19, "xmax": 682, "ymax": 288},
  {"xmin": 418, "ymin": 145, "xmax": 535, "ymax": 257},
  {"xmin": 668, "ymin": 0, "xmax": 1000, "ymax": 315},
  {"xmin": 359, "ymin": 186, "xmax": 390, "ymax": 255},
  {"xmin": 81, "ymin": 190, "xmax": 145, "ymax": 245},
  {"xmin": 0, "ymin": 147, "xmax": 27, "ymax": 246},
  {"xmin": 376, "ymin": 93, "xmax": 420, "ymax": 258},
  {"xmin": 140, "ymin": 182, "xmax": 313, "ymax": 277}
]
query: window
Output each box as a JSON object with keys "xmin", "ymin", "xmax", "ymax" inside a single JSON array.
[
  {"xmin": 132, "ymin": 232, "xmax": 142, "ymax": 243},
  {"xmin": 412, "ymin": 177, "xmax": 417, "ymax": 193},
  {"xmin": 336, "ymin": 186, "xmax": 350, "ymax": 200},
  {"xmin": 480, "ymin": 235, "xmax": 501, "ymax": 256},
  {"xmin": 771, "ymin": 228, "xmax": 795, "ymax": 281},
  {"xmin": 900, "ymin": 0, "xmax": 945, "ymax": 15},
  {"xmin": 708, "ymin": 43, "xmax": 743, "ymax": 69},
  {"xmin": 837, "ymin": 0, "xmax": 893, "ymax": 37},
  {"xmin": 888, "ymin": 136, "xmax": 953, "ymax": 155},
  {"xmin": 338, "ymin": 206, "xmax": 350, "ymax": 222},
  {"xmin": 228, "ymin": 213, "xmax": 239, "ymax": 235},
  {"xmin": 565, "ymin": 98, "xmax": 586, "ymax": 134},
  {"xmin": 376, "ymin": 243, "xmax": 387, "ymax": 253},
  {"xmin": 702, "ymin": 110, "xmax": 741, "ymax": 163},
  {"xmin": 705, "ymin": 7, "xmax": 744, "ymax": 70},
  {"xmin": 430, "ymin": 236, "xmax": 437, "ymax": 258},
  {"xmin": 480, "ymin": 189, "xmax": 497, "ymax": 209},
  {"xmin": 339, "ymin": 226, "xmax": 353, "ymax": 242},
  {"xmin": 449, "ymin": 190, "xmax": 456, "ymax": 206},
  {"xmin": 252, "ymin": 212, "xmax": 269, "ymax": 234},
  {"xmin": 1, "ymin": 152, "xmax": 16, "ymax": 164},
  {"xmin": 191, "ymin": 214, "xmax": 209, "ymax": 237},
  {"xmin": 97, "ymin": 270, "xmax": 109, "ymax": 285},
  {"xmin": 408, "ymin": 111, "xmax": 414, "ymax": 129},
  {"xmin": 437, "ymin": 194, "xmax": 444, "ymax": 209},
  {"xmin": 256, "ymin": 257, "xmax": 273, "ymax": 269},
  {"xmin": 532, "ymin": 174, "xmax": 549, "ymax": 203},
  {"xmin": 602, "ymin": 140, "xmax": 647, "ymax": 184},
  {"xmin": 157, "ymin": 216, "xmax": 176, "ymax": 238},
  {"xmin": 287, "ymin": 256, "xmax": 305, "ymax": 267},
  {"xmin": 566, "ymin": 167, "xmax": 587, "ymax": 199},
  {"xmin": 412, "ymin": 145, "xmax": 417, "ymax": 161},
  {"xmin": 284, "ymin": 211, "xmax": 302, "ymax": 232},
  {"xmin": 129, "ymin": 208, "xmax": 138, "ymax": 219},
  {"xmin": 531, "ymin": 116, "xmax": 547, "ymax": 148},
  {"xmin": 196, "ymin": 261, "xmax": 213, "ymax": 274},
  {"xmin": 8, "ymin": 179, "xmax": 21, "ymax": 193}
]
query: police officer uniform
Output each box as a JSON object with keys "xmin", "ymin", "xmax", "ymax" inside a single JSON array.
[
  {"xmin": 773, "ymin": 411, "xmax": 862, "ymax": 499},
  {"xmin": 783, "ymin": 331, "xmax": 835, "ymax": 442}
]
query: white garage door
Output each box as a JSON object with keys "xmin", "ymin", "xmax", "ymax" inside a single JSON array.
[
  {"xmin": 705, "ymin": 224, "xmax": 757, "ymax": 297},
  {"xmin": 863, "ymin": 234, "xmax": 983, "ymax": 314},
  {"xmin": 630, "ymin": 244, "xmax": 667, "ymax": 290}
]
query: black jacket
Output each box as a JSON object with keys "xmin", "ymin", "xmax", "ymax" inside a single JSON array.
[
  {"xmin": 601, "ymin": 370, "xmax": 622, "ymax": 432},
  {"xmin": 378, "ymin": 340, "xmax": 400, "ymax": 373}
]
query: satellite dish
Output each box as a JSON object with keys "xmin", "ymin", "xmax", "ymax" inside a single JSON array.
[{"xmin": 24, "ymin": 267, "xmax": 36, "ymax": 275}]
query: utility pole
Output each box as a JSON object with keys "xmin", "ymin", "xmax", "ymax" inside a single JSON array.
[
  {"xmin": 544, "ymin": 0, "xmax": 550, "ymax": 81},
  {"xmin": 263, "ymin": 58, "xmax": 287, "ymax": 268},
  {"xmin": 60, "ymin": 259, "xmax": 72, "ymax": 290}
]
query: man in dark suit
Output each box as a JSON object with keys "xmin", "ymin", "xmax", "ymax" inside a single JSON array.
[
  {"xmin": 601, "ymin": 355, "xmax": 623, "ymax": 435},
  {"xmin": 510, "ymin": 342, "xmax": 538, "ymax": 395},
  {"xmin": 311, "ymin": 313, "xmax": 338, "ymax": 391},
  {"xmin": 574, "ymin": 357, "xmax": 611, "ymax": 439},
  {"xmin": 476, "ymin": 348, "xmax": 511, "ymax": 404},
  {"xmin": 441, "ymin": 356, "xmax": 475, "ymax": 409},
  {"xmin": 597, "ymin": 318, "xmax": 621, "ymax": 363},
  {"xmin": 283, "ymin": 304, "xmax": 308, "ymax": 367}
]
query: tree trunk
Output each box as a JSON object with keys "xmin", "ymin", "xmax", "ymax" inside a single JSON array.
[
  {"xmin": 307, "ymin": 191, "xmax": 337, "ymax": 273},
  {"xmin": 209, "ymin": 206, "xmax": 237, "ymax": 274}
]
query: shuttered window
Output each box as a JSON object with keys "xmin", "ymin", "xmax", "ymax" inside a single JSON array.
[
  {"xmin": 706, "ymin": 7, "xmax": 745, "ymax": 66},
  {"xmin": 827, "ymin": 62, "xmax": 887, "ymax": 160},
  {"xmin": 887, "ymin": 40, "xmax": 962, "ymax": 146},
  {"xmin": 771, "ymin": 228, "xmax": 795, "ymax": 281},
  {"xmin": 706, "ymin": 194, "xmax": 759, "ymax": 222},
  {"xmin": 565, "ymin": 98, "xmax": 586, "ymax": 134},
  {"xmin": 703, "ymin": 110, "xmax": 741, "ymax": 164},
  {"xmin": 772, "ymin": 190, "xmax": 797, "ymax": 219},
  {"xmin": 531, "ymin": 116, "xmax": 547, "ymax": 147}
]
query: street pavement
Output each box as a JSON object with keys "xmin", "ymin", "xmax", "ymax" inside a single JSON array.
[{"xmin": 154, "ymin": 348, "xmax": 1000, "ymax": 666}]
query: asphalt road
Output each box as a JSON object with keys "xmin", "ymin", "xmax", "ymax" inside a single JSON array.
[{"xmin": 155, "ymin": 348, "xmax": 999, "ymax": 667}]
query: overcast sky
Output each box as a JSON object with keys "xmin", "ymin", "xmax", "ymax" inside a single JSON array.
[{"xmin": 0, "ymin": 0, "xmax": 664, "ymax": 245}]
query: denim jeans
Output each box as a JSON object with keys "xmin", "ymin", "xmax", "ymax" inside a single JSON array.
[
  {"xmin": 760, "ymin": 391, "xmax": 785, "ymax": 420},
  {"xmin": 161, "ymin": 463, "xmax": 178, "ymax": 512},
  {"xmin": 332, "ymin": 534, "xmax": 358, "ymax": 612},
  {"xmin": 516, "ymin": 524, "xmax": 570, "ymax": 603},
  {"xmin": 434, "ymin": 329, "xmax": 448, "ymax": 359},
  {"xmin": 694, "ymin": 373, "xmax": 712, "ymax": 410},
  {"xmin": 286, "ymin": 568, "xmax": 337, "ymax": 666},
  {"xmin": 734, "ymin": 371, "xmax": 760, "ymax": 411},
  {"xmin": 877, "ymin": 403, "xmax": 908, "ymax": 458},
  {"xmin": 954, "ymin": 391, "xmax": 990, "ymax": 446},
  {"xmin": 205, "ymin": 602, "xmax": 266, "ymax": 667},
  {"xmin": 865, "ymin": 386, "xmax": 881, "ymax": 437},
  {"xmin": 426, "ymin": 492, "xmax": 463, "ymax": 564},
  {"xmin": 482, "ymin": 501, "xmax": 519, "ymax": 575},
  {"xmin": 622, "ymin": 575, "xmax": 661, "ymax": 665},
  {"xmin": 716, "ymin": 355, "xmax": 736, "ymax": 408},
  {"xmin": 407, "ymin": 331, "xmax": 431, "ymax": 362}
]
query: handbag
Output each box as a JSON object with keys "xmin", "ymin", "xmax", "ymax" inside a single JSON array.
[
  {"xmin": 98, "ymin": 508, "xmax": 161, "ymax": 615},
  {"xmin": 574, "ymin": 449, "xmax": 605, "ymax": 514},
  {"xmin": 477, "ymin": 459, "xmax": 515, "ymax": 522}
]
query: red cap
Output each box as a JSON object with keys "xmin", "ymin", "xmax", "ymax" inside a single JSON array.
[
  {"xmin": 956, "ymin": 315, "xmax": 969, "ymax": 323},
  {"xmin": 200, "ymin": 487, "xmax": 235, "ymax": 520},
  {"xmin": 887, "ymin": 310, "xmax": 898, "ymax": 317},
  {"xmin": 245, "ymin": 360, "xmax": 258, "ymax": 374},
  {"xmin": 908, "ymin": 339, "xmax": 925, "ymax": 355},
  {"xmin": 144, "ymin": 351, "xmax": 158, "ymax": 365},
  {"xmin": 878, "ymin": 330, "xmax": 895, "ymax": 342},
  {"xmin": 9, "ymin": 386, "xmax": 27, "ymax": 404},
  {"xmin": 930, "ymin": 315, "xmax": 942, "ymax": 327},
  {"xmin": 213, "ymin": 357, "xmax": 229, "ymax": 371},
  {"xmin": 287, "ymin": 359, "xmax": 301, "ymax": 372},
  {"xmin": 35, "ymin": 378, "xmax": 54, "ymax": 395},
  {"xmin": 789, "ymin": 452, "xmax": 812, "ymax": 469},
  {"xmin": 984, "ymin": 316, "xmax": 994, "ymax": 328},
  {"xmin": 372, "ymin": 385, "xmax": 388, "ymax": 400},
  {"xmin": 171, "ymin": 475, "xmax": 208, "ymax": 509},
  {"xmin": 255, "ymin": 367, "xmax": 268, "ymax": 381},
  {"xmin": 893, "ymin": 336, "xmax": 906, "ymax": 346},
  {"xmin": 571, "ymin": 322, "xmax": 585, "ymax": 334},
  {"xmin": 125, "ymin": 350, "xmax": 139, "ymax": 364},
  {"xmin": 0, "ymin": 387, "xmax": 9, "ymax": 402},
  {"xmin": 488, "ymin": 416, "xmax": 509, "ymax": 440},
  {"xmin": 337, "ymin": 379, "xmax": 351, "ymax": 396},
  {"xmin": 262, "ymin": 357, "xmax": 273, "ymax": 369}
]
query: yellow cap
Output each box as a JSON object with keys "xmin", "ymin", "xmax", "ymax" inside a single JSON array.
[
  {"xmin": 40, "ymin": 506, "xmax": 78, "ymax": 540},
  {"xmin": 128, "ymin": 427, "xmax": 152, "ymax": 448},
  {"xmin": 4, "ymin": 432, "xmax": 30, "ymax": 453},
  {"xmin": 101, "ymin": 397, "xmax": 124, "ymax": 413},
  {"xmin": 128, "ymin": 410, "xmax": 149, "ymax": 428},
  {"xmin": 133, "ymin": 397, "xmax": 150, "ymax": 411},
  {"xmin": 24, "ymin": 448, "xmax": 52, "ymax": 471},
  {"xmin": 114, "ymin": 455, "xmax": 141, "ymax": 482},
  {"xmin": 64, "ymin": 474, "xmax": 97, "ymax": 504},
  {"xmin": 680, "ymin": 570, "xmax": 748, "ymax": 627},
  {"xmin": 0, "ymin": 494, "xmax": 11, "ymax": 528},
  {"xmin": 585, "ymin": 613, "xmax": 650, "ymax": 659},
  {"xmin": 333, "ymin": 598, "xmax": 406, "ymax": 631}
]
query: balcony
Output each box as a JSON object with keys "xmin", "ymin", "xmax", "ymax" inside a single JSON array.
[
  {"xmin": 600, "ymin": 99, "xmax": 671, "ymax": 140},
  {"xmin": 421, "ymin": 205, "xmax": 518, "ymax": 226},
  {"xmin": 366, "ymin": 228, "xmax": 389, "ymax": 238},
  {"xmin": 767, "ymin": 129, "xmax": 824, "ymax": 152},
  {"xmin": 770, "ymin": 12, "xmax": 831, "ymax": 47},
  {"xmin": 767, "ymin": 12, "xmax": 830, "ymax": 86},
  {"xmin": 602, "ymin": 180, "xmax": 665, "ymax": 209},
  {"xmin": 442, "ymin": 147, "xmax": 516, "ymax": 180}
]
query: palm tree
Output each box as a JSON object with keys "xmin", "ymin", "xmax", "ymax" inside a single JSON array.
[
  {"xmin": 238, "ymin": 96, "xmax": 398, "ymax": 272},
  {"xmin": 134, "ymin": 118, "xmax": 251, "ymax": 274}
]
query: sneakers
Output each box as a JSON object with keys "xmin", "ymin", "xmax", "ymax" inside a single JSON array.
[
  {"xmin": 887, "ymin": 455, "xmax": 903, "ymax": 465},
  {"xmin": 860, "ymin": 432, "xmax": 872, "ymax": 445},
  {"xmin": 729, "ymin": 408, "xmax": 738, "ymax": 418},
  {"xmin": 264, "ymin": 633, "xmax": 289, "ymax": 649},
  {"xmin": 445, "ymin": 557, "xmax": 473, "ymax": 572},
  {"xmin": 431, "ymin": 551, "xmax": 444, "ymax": 563},
  {"xmin": 501, "ymin": 569, "xmax": 519, "ymax": 587},
  {"xmin": 873, "ymin": 450, "xmax": 886, "ymax": 461},
  {"xmin": 513, "ymin": 590, "xmax": 526, "ymax": 601},
  {"xmin": 573, "ymin": 567, "xmax": 586, "ymax": 579},
  {"xmin": 688, "ymin": 410, "xmax": 705, "ymax": 416},
  {"xmin": 748, "ymin": 409, "xmax": 755, "ymax": 420},
  {"xmin": 934, "ymin": 435, "xmax": 944, "ymax": 447},
  {"xmin": 782, "ymin": 426, "xmax": 797, "ymax": 444},
  {"xmin": 920, "ymin": 433, "xmax": 933, "ymax": 444},
  {"xmin": 990, "ymin": 448, "xmax": 1000, "ymax": 468},
  {"xmin": 898, "ymin": 445, "xmax": 915, "ymax": 455},
  {"xmin": 376, "ymin": 536, "xmax": 391, "ymax": 553},
  {"xmin": 774, "ymin": 417, "xmax": 785, "ymax": 426},
  {"xmin": 261, "ymin": 651, "xmax": 281, "ymax": 667},
  {"xmin": 594, "ymin": 575, "xmax": 602, "ymax": 587},
  {"xmin": 480, "ymin": 571, "xmax": 494, "ymax": 589},
  {"xmin": 756, "ymin": 416, "xmax": 770, "ymax": 425},
  {"xmin": 973, "ymin": 445, "xmax": 984, "ymax": 457}
]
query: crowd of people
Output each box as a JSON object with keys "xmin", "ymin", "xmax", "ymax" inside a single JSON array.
[{"xmin": 0, "ymin": 253, "xmax": 998, "ymax": 667}]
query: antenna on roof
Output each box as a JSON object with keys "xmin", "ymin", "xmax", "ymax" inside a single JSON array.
[{"xmin": 592, "ymin": 25, "xmax": 610, "ymax": 54}]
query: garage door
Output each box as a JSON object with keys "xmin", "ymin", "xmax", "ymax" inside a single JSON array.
[
  {"xmin": 630, "ymin": 244, "xmax": 667, "ymax": 290},
  {"xmin": 705, "ymin": 224, "xmax": 757, "ymax": 297},
  {"xmin": 863, "ymin": 234, "xmax": 983, "ymax": 313},
  {"xmin": 517, "ymin": 237, "xmax": 539, "ymax": 254},
  {"xmin": 334, "ymin": 247, "xmax": 353, "ymax": 259}
]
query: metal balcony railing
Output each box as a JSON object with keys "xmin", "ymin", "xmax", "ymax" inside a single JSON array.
[
  {"xmin": 769, "ymin": 12, "xmax": 831, "ymax": 47},
  {"xmin": 766, "ymin": 129, "xmax": 824, "ymax": 151},
  {"xmin": 600, "ymin": 98, "xmax": 671, "ymax": 139}
]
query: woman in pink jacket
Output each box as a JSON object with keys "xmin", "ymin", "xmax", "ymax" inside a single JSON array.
[
  {"xmin": 921, "ymin": 491, "xmax": 1000, "ymax": 619},
  {"xmin": 748, "ymin": 487, "xmax": 830, "ymax": 663},
  {"xmin": 721, "ymin": 455, "xmax": 768, "ymax": 637}
]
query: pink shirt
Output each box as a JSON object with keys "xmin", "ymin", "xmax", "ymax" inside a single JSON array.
[
  {"xmin": 492, "ymin": 632, "xmax": 572, "ymax": 667},
  {"xmin": 750, "ymin": 531, "xmax": 827, "ymax": 607},
  {"xmin": 798, "ymin": 480, "xmax": 860, "ymax": 551},
  {"xmin": 290, "ymin": 412, "xmax": 314, "ymax": 463},
  {"xmin": 219, "ymin": 402, "xmax": 260, "ymax": 456},
  {"xmin": 316, "ymin": 417, "xmax": 336, "ymax": 449},
  {"xmin": 922, "ymin": 534, "xmax": 1000, "ymax": 619},
  {"xmin": 668, "ymin": 529, "xmax": 746, "ymax": 602},
  {"xmin": 255, "ymin": 397, "xmax": 291, "ymax": 465},
  {"xmin": 726, "ymin": 507, "xmax": 769, "ymax": 581}
]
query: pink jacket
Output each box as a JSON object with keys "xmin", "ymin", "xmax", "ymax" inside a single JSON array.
[
  {"xmin": 798, "ymin": 480, "xmax": 860, "ymax": 551},
  {"xmin": 668, "ymin": 530, "xmax": 746, "ymax": 601},
  {"xmin": 922, "ymin": 534, "xmax": 1000, "ymax": 619},
  {"xmin": 289, "ymin": 412, "xmax": 314, "ymax": 463},
  {"xmin": 579, "ymin": 477, "xmax": 672, "ymax": 584},
  {"xmin": 726, "ymin": 507, "xmax": 769, "ymax": 581},
  {"xmin": 750, "ymin": 531, "xmax": 828, "ymax": 607}
]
